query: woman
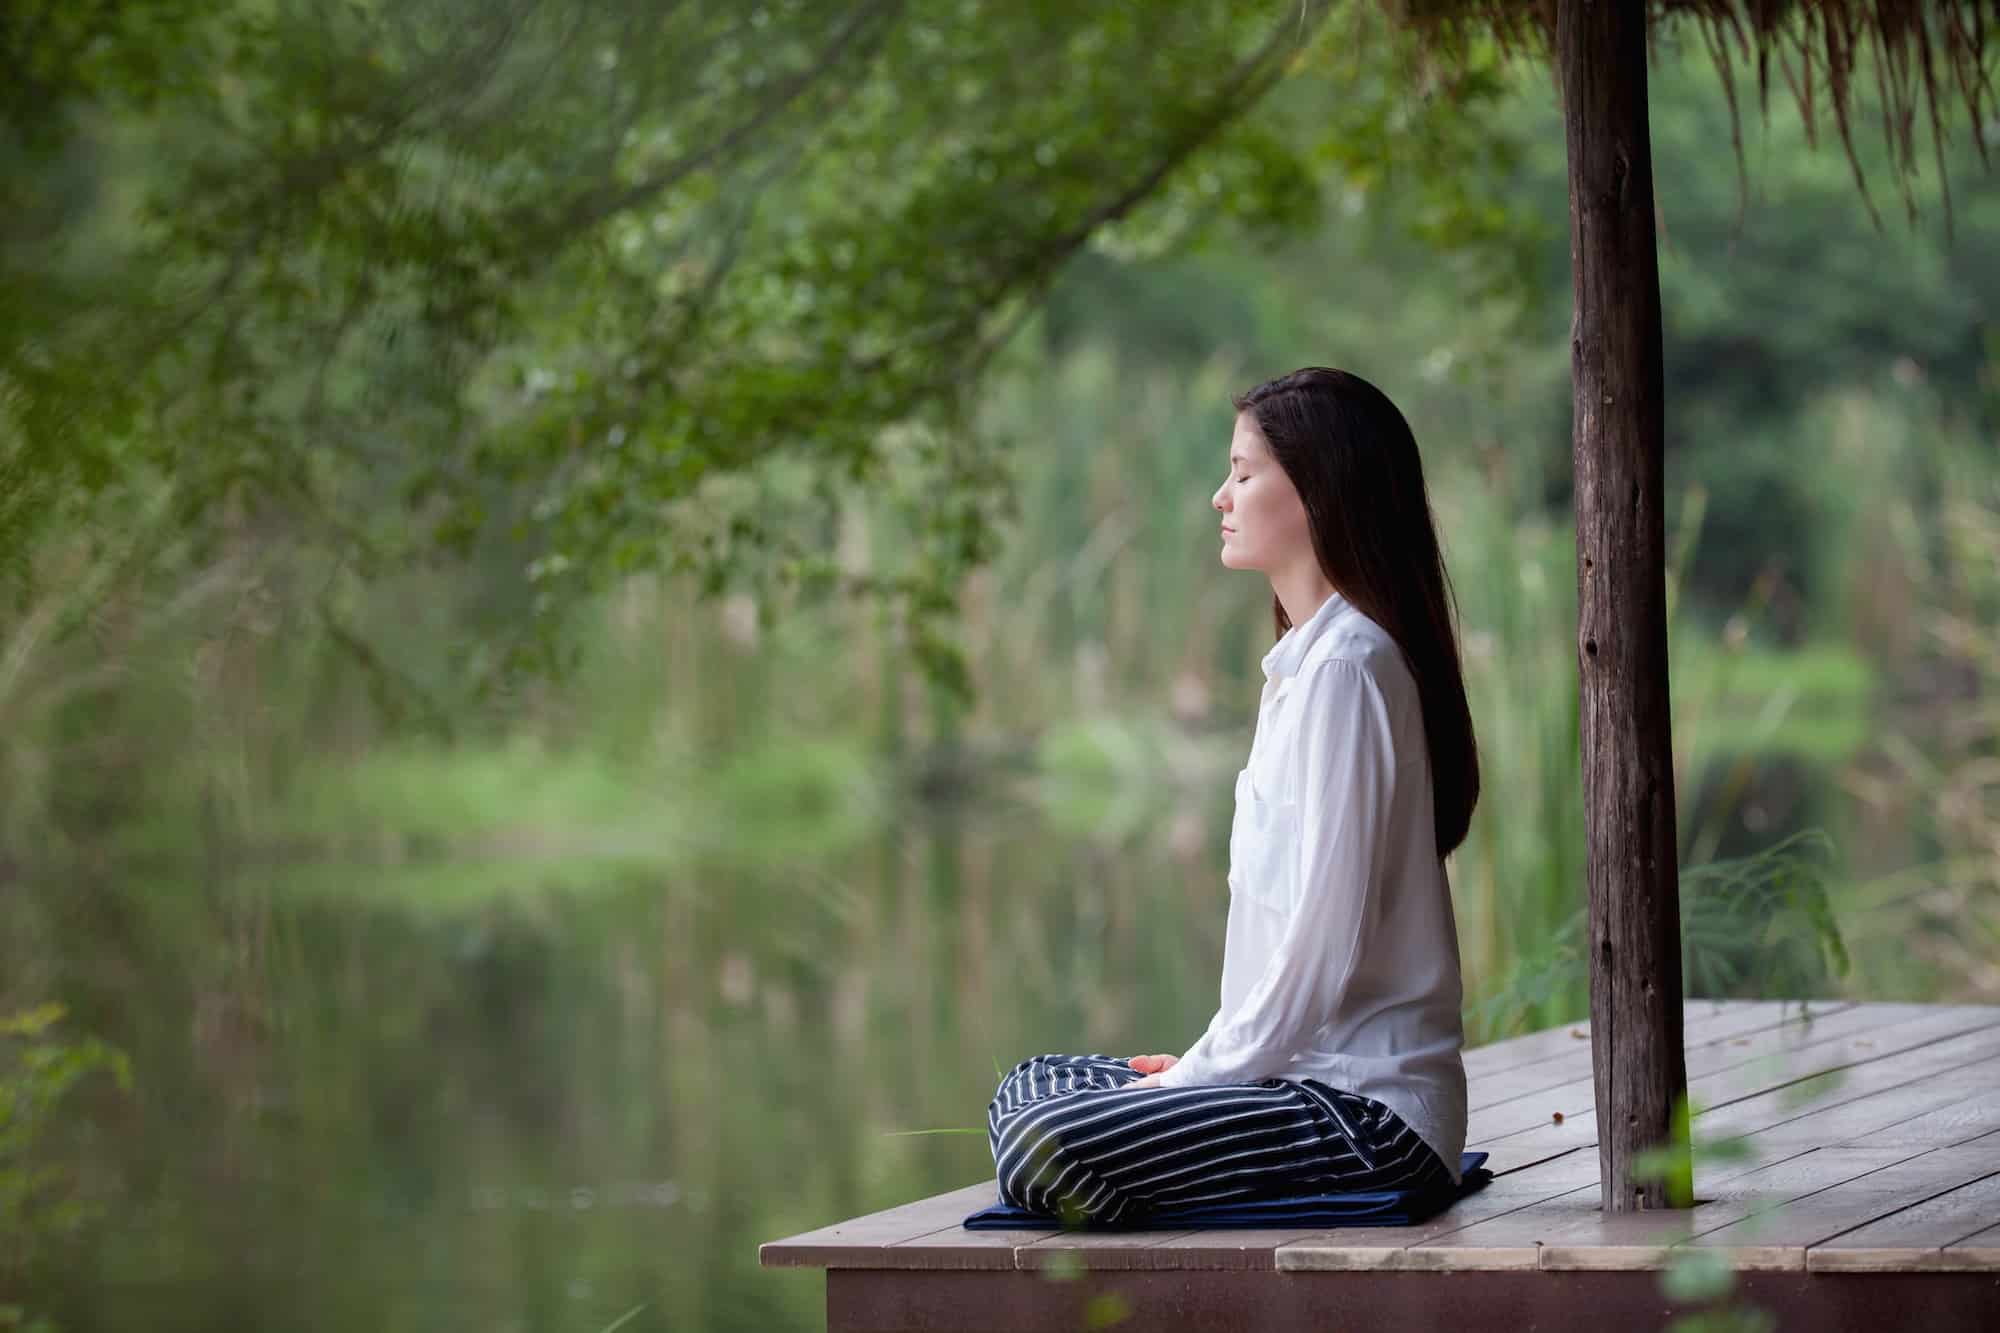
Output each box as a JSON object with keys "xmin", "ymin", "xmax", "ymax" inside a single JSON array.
[{"xmin": 986, "ymin": 367, "xmax": 1481, "ymax": 1224}]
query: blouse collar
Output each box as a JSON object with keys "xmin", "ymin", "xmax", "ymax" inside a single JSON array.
[{"xmin": 1261, "ymin": 587, "xmax": 1353, "ymax": 682}]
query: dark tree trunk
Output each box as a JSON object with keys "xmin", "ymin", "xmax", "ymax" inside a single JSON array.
[{"xmin": 1556, "ymin": 0, "xmax": 1690, "ymax": 1213}]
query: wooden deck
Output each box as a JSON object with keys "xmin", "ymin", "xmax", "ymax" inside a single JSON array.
[{"xmin": 761, "ymin": 1001, "xmax": 2000, "ymax": 1330}]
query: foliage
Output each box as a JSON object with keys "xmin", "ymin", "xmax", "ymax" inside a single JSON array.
[
  {"xmin": 1471, "ymin": 827, "xmax": 1849, "ymax": 1038},
  {"xmin": 0, "ymin": 1003, "xmax": 131, "ymax": 1325},
  {"xmin": 1835, "ymin": 423, "xmax": 2000, "ymax": 999},
  {"xmin": 1679, "ymin": 828, "xmax": 1849, "ymax": 994},
  {"xmin": 1467, "ymin": 38, "xmax": 2000, "ymax": 624},
  {"xmin": 3, "ymin": 0, "xmax": 1537, "ymax": 704}
]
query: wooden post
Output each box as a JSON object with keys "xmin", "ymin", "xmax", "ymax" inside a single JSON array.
[{"xmin": 1556, "ymin": 0, "xmax": 1690, "ymax": 1212}]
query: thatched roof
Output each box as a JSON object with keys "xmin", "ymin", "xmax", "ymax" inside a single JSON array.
[{"xmin": 1388, "ymin": 1, "xmax": 1997, "ymax": 236}]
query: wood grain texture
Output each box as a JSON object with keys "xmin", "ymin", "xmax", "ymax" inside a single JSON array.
[
  {"xmin": 1557, "ymin": 0, "xmax": 1687, "ymax": 1216},
  {"xmin": 1012, "ymin": 1227, "xmax": 1206, "ymax": 1272},
  {"xmin": 1466, "ymin": 1001, "xmax": 1938, "ymax": 1137},
  {"xmin": 1687, "ymin": 1144, "xmax": 2000, "ymax": 1270},
  {"xmin": 1762, "ymin": 1061, "xmax": 2000, "ymax": 1147},
  {"xmin": 1810, "ymin": 1169, "xmax": 2000, "ymax": 1270},
  {"xmin": 759, "ymin": 1183, "xmax": 998, "ymax": 1268},
  {"xmin": 1941, "ymin": 1212, "xmax": 2000, "ymax": 1272},
  {"xmin": 1482, "ymin": 1006, "xmax": 2000, "ymax": 1156},
  {"xmin": 1689, "ymin": 1022, "xmax": 2000, "ymax": 1146},
  {"xmin": 878, "ymin": 1222, "xmax": 1051, "ymax": 1273},
  {"xmin": 1467, "ymin": 1000, "xmax": 1855, "ymax": 1108},
  {"xmin": 1462, "ymin": 999, "xmax": 1831, "ymax": 1080},
  {"xmin": 1276, "ymin": 1147, "xmax": 1610, "ymax": 1270},
  {"xmin": 1435, "ymin": 1143, "xmax": 1861, "ymax": 1267},
  {"xmin": 1071, "ymin": 1226, "xmax": 1325, "ymax": 1272}
]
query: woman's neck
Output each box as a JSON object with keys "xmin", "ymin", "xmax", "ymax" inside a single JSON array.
[{"xmin": 1272, "ymin": 567, "xmax": 1339, "ymax": 630}]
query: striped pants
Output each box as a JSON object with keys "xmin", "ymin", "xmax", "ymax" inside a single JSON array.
[{"xmin": 987, "ymin": 1052, "xmax": 1452, "ymax": 1225}]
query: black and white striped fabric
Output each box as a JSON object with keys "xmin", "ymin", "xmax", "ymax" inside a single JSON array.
[{"xmin": 987, "ymin": 1052, "xmax": 1453, "ymax": 1225}]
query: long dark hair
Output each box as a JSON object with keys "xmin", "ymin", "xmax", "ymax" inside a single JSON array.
[{"xmin": 1232, "ymin": 367, "xmax": 1481, "ymax": 860}]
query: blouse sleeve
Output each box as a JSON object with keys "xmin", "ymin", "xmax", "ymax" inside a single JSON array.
[{"xmin": 1155, "ymin": 659, "xmax": 1397, "ymax": 1087}]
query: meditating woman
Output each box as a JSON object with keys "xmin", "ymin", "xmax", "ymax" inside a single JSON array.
[{"xmin": 987, "ymin": 366, "xmax": 1481, "ymax": 1224}]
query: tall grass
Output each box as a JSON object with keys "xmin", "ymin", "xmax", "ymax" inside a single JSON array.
[{"xmin": 1831, "ymin": 419, "xmax": 2000, "ymax": 1001}]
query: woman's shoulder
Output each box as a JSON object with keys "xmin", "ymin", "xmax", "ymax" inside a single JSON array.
[{"xmin": 1293, "ymin": 619, "xmax": 1418, "ymax": 715}]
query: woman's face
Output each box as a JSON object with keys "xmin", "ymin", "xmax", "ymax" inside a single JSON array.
[{"xmin": 1213, "ymin": 411, "xmax": 1310, "ymax": 573}]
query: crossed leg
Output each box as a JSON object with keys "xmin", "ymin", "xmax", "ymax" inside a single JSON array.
[{"xmin": 986, "ymin": 1052, "xmax": 1440, "ymax": 1225}]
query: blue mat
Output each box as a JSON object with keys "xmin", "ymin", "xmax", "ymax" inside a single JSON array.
[{"xmin": 963, "ymin": 1151, "xmax": 1492, "ymax": 1230}]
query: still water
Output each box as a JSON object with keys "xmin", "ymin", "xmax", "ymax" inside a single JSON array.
[{"xmin": 21, "ymin": 771, "xmax": 1244, "ymax": 1332}]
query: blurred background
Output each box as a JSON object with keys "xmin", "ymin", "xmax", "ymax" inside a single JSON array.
[{"xmin": 3, "ymin": 2, "xmax": 1996, "ymax": 1330}]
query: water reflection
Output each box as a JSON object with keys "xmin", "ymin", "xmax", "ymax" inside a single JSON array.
[{"xmin": 30, "ymin": 779, "xmax": 1229, "ymax": 1333}]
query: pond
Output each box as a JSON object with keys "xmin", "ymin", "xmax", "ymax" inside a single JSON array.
[{"xmin": 17, "ymin": 763, "xmax": 1244, "ymax": 1333}]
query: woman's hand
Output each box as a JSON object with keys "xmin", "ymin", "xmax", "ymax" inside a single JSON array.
[{"xmin": 1121, "ymin": 1052, "xmax": 1179, "ymax": 1090}]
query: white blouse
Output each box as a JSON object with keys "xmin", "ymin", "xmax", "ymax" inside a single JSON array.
[{"xmin": 1154, "ymin": 588, "xmax": 1469, "ymax": 1184}]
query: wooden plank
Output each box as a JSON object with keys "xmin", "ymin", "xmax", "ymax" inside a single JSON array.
[
  {"xmin": 1148, "ymin": 1226, "xmax": 1368, "ymax": 1271},
  {"xmin": 1753, "ymin": 1060, "xmax": 2000, "ymax": 1147},
  {"xmin": 1809, "ymin": 1170, "xmax": 2000, "ymax": 1271},
  {"xmin": 1688, "ymin": 1026, "xmax": 2000, "ymax": 1146},
  {"xmin": 1942, "ymin": 1209, "xmax": 2000, "ymax": 1272},
  {"xmin": 1825, "ymin": 1071, "xmax": 2000, "ymax": 1148},
  {"xmin": 1685, "ymin": 1144, "xmax": 2000, "ymax": 1271},
  {"xmin": 1469, "ymin": 1003, "xmax": 1996, "ymax": 1146},
  {"xmin": 1687, "ymin": 1004, "xmax": 2000, "ymax": 1104},
  {"xmin": 1674, "ymin": 998, "xmax": 1862, "ymax": 1043},
  {"xmin": 1462, "ymin": 999, "xmax": 1763, "ymax": 1077},
  {"xmin": 1277, "ymin": 1146, "xmax": 1612, "ymax": 1271},
  {"xmin": 1013, "ymin": 1226, "xmax": 1205, "ymax": 1271},
  {"xmin": 1467, "ymin": 1000, "xmax": 1862, "ymax": 1105},
  {"xmin": 1852, "ymin": 1087, "xmax": 2000, "ymax": 1147},
  {"xmin": 1473, "ymin": 1138, "xmax": 1615, "ymax": 1177},
  {"xmin": 1462, "ymin": 999, "xmax": 1794, "ymax": 1080},
  {"xmin": 1472, "ymin": 996, "xmax": 1856, "ymax": 1088},
  {"xmin": 1107, "ymin": 1227, "xmax": 1332, "ymax": 1272},
  {"xmin": 880, "ymin": 1221, "xmax": 1051, "ymax": 1272},
  {"xmin": 1472, "ymin": 1008, "xmax": 1984, "ymax": 1160},
  {"xmin": 1483, "ymin": 1009, "xmax": 2000, "ymax": 1156},
  {"xmin": 1286, "ymin": 1243, "xmax": 1542, "ymax": 1272},
  {"xmin": 1462, "ymin": 1018, "xmax": 1596, "ymax": 1079},
  {"xmin": 1469, "ymin": 1000, "xmax": 1891, "ymax": 1111},
  {"xmin": 1418, "ymin": 1142, "xmax": 1853, "ymax": 1270},
  {"xmin": 758, "ymin": 1182, "xmax": 998, "ymax": 1268}
]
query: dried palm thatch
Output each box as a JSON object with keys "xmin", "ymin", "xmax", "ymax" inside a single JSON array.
[{"xmin": 1384, "ymin": 0, "xmax": 1998, "ymax": 238}]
